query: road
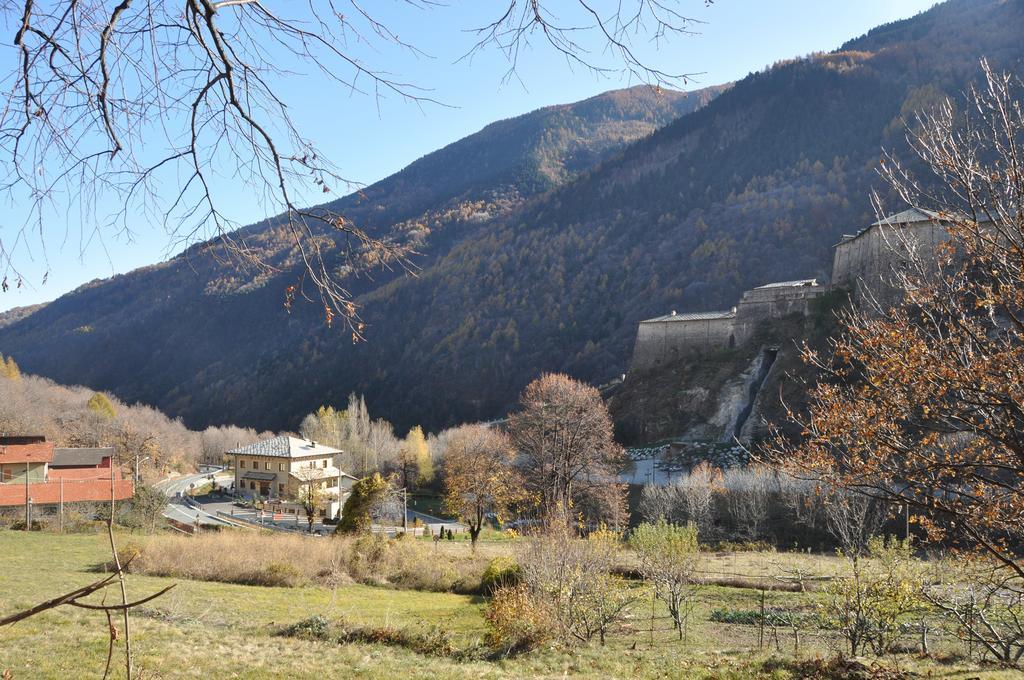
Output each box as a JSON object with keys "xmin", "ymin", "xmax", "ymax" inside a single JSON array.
[
  {"xmin": 154, "ymin": 471, "xmax": 235, "ymax": 528},
  {"xmin": 155, "ymin": 471, "xmax": 467, "ymax": 535}
]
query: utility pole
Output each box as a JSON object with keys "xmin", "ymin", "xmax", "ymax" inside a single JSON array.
[
  {"xmin": 59, "ymin": 477, "xmax": 64, "ymax": 533},
  {"xmin": 24, "ymin": 461, "xmax": 30, "ymax": 530},
  {"xmin": 403, "ymin": 488, "xmax": 408, "ymax": 533}
]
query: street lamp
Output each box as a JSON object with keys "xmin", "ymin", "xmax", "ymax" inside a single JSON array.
[{"xmin": 134, "ymin": 454, "xmax": 151, "ymax": 483}]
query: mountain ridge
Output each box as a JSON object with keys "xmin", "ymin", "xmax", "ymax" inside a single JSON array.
[{"xmin": 1, "ymin": 0, "xmax": 1021, "ymax": 436}]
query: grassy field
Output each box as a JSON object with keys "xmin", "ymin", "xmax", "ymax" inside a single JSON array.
[{"xmin": 0, "ymin": 530, "xmax": 1018, "ymax": 679}]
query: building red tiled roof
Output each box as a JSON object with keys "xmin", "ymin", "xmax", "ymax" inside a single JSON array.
[
  {"xmin": 0, "ymin": 441, "xmax": 54, "ymax": 464},
  {"xmin": 49, "ymin": 467, "xmax": 124, "ymax": 481},
  {"xmin": 0, "ymin": 478, "xmax": 134, "ymax": 506}
]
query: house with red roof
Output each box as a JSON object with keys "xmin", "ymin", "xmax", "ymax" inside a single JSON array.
[{"xmin": 0, "ymin": 436, "xmax": 133, "ymax": 508}]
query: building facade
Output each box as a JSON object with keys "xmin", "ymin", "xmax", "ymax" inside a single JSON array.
[
  {"xmin": 0, "ymin": 436, "xmax": 133, "ymax": 508},
  {"xmin": 228, "ymin": 436, "xmax": 355, "ymax": 519},
  {"xmin": 831, "ymin": 208, "xmax": 950, "ymax": 306}
]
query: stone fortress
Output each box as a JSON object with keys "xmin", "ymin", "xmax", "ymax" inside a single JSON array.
[{"xmin": 631, "ymin": 208, "xmax": 950, "ymax": 371}]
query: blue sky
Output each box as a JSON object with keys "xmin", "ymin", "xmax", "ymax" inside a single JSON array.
[{"xmin": 0, "ymin": 0, "xmax": 936, "ymax": 312}]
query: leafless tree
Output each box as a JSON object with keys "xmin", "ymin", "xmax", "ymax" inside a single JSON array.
[
  {"xmin": 518, "ymin": 527, "xmax": 635, "ymax": 646},
  {"xmin": 0, "ymin": 1, "xmax": 705, "ymax": 330},
  {"xmin": 291, "ymin": 463, "xmax": 335, "ymax": 532},
  {"xmin": 509, "ymin": 373, "xmax": 626, "ymax": 528},
  {"xmin": 722, "ymin": 464, "xmax": 774, "ymax": 541},
  {"xmin": 924, "ymin": 558, "xmax": 1024, "ymax": 667},
  {"xmin": 638, "ymin": 461, "xmax": 719, "ymax": 538},
  {"xmin": 822, "ymin": 486, "xmax": 888, "ymax": 558}
]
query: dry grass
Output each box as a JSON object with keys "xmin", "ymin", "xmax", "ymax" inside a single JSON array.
[
  {"xmin": 123, "ymin": 530, "xmax": 495, "ymax": 593},
  {"xmin": 3, "ymin": 532, "xmax": 1018, "ymax": 679}
]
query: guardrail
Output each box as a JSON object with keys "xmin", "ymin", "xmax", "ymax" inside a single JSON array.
[{"xmin": 214, "ymin": 511, "xmax": 269, "ymax": 530}]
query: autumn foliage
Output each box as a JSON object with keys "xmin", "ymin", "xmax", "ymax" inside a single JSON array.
[
  {"xmin": 509, "ymin": 373, "xmax": 626, "ymax": 529},
  {"xmin": 768, "ymin": 62, "xmax": 1024, "ymax": 579}
]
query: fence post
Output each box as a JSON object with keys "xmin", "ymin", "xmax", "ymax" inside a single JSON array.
[{"xmin": 758, "ymin": 586, "xmax": 766, "ymax": 650}]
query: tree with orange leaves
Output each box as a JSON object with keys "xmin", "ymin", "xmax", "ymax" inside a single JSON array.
[
  {"xmin": 767, "ymin": 61, "xmax": 1024, "ymax": 580},
  {"xmin": 442, "ymin": 424, "xmax": 524, "ymax": 550}
]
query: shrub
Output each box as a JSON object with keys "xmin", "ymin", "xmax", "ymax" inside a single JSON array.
[
  {"xmin": 336, "ymin": 473, "xmax": 389, "ymax": 534},
  {"xmin": 705, "ymin": 540, "xmax": 776, "ymax": 553},
  {"xmin": 124, "ymin": 531, "xmax": 491, "ymax": 593},
  {"xmin": 481, "ymin": 556, "xmax": 521, "ymax": 594},
  {"xmin": 9, "ymin": 520, "xmax": 43, "ymax": 531},
  {"xmin": 820, "ymin": 536, "xmax": 924, "ymax": 656},
  {"xmin": 629, "ymin": 520, "xmax": 701, "ymax": 640},
  {"xmin": 709, "ymin": 608, "xmax": 814, "ymax": 627},
  {"xmin": 484, "ymin": 584, "xmax": 553, "ymax": 653},
  {"xmin": 280, "ymin": 616, "xmax": 457, "ymax": 657},
  {"xmin": 117, "ymin": 541, "xmax": 145, "ymax": 565},
  {"xmin": 248, "ymin": 561, "xmax": 306, "ymax": 587},
  {"xmin": 283, "ymin": 615, "xmax": 331, "ymax": 640},
  {"xmin": 518, "ymin": 528, "xmax": 637, "ymax": 646}
]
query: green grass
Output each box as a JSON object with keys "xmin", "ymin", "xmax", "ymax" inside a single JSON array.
[{"xmin": 0, "ymin": 530, "xmax": 1018, "ymax": 679}]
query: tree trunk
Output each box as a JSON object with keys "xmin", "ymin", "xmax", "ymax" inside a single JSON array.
[{"xmin": 470, "ymin": 526, "xmax": 481, "ymax": 552}]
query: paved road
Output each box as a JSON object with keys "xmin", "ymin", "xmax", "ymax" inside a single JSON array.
[
  {"xmin": 156, "ymin": 471, "xmax": 467, "ymax": 535},
  {"xmin": 155, "ymin": 471, "xmax": 235, "ymax": 528}
]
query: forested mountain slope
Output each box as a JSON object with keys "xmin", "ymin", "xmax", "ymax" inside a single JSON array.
[
  {"xmin": 0, "ymin": 85, "xmax": 721, "ymax": 429},
  {"xmin": 2, "ymin": 0, "xmax": 1022, "ymax": 436}
]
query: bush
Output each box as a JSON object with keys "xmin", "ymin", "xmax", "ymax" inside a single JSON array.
[
  {"xmin": 481, "ymin": 556, "xmax": 521, "ymax": 594},
  {"xmin": 251, "ymin": 561, "xmax": 307, "ymax": 587},
  {"xmin": 630, "ymin": 520, "xmax": 701, "ymax": 640},
  {"xmin": 709, "ymin": 608, "xmax": 814, "ymax": 627},
  {"xmin": 283, "ymin": 615, "xmax": 331, "ymax": 640},
  {"xmin": 336, "ymin": 474, "xmax": 389, "ymax": 534},
  {"xmin": 820, "ymin": 536, "xmax": 924, "ymax": 656},
  {"xmin": 518, "ymin": 528, "xmax": 637, "ymax": 646},
  {"xmin": 705, "ymin": 539, "xmax": 776, "ymax": 553},
  {"xmin": 484, "ymin": 584, "xmax": 553, "ymax": 653},
  {"xmin": 124, "ymin": 531, "xmax": 491, "ymax": 594},
  {"xmin": 117, "ymin": 541, "xmax": 145, "ymax": 565},
  {"xmin": 9, "ymin": 520, "xmax": 43, "ymax": 531},
  {"xmin": 280, "ymin": 615, "xmax": 457, "ymax": 657}
]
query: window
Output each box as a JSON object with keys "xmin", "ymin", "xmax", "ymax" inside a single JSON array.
[
  {"xmin": 264, "ymin": 461, "xmax": 270, "ymax": 471},
  {"xmin": 239, "ymin": 460, "xmax": 246, "ymax": 469},
  {"xmin": 322, "ymin": 459, "xmax": 328, "ymax": 469},
  {"xmin": 249, "ymin": 481, "xmax": 256, "ymax": 490},
  {"xmin": 278, "ymin": 483, "xmax": 285, "ymax": 495},
  {"xmin": 279, "ymin": 463, "xmax": 286, "ymax": 472}
]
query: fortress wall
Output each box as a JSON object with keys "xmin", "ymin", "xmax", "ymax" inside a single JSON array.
[
  {"xmin": 831, "ymin": 239, "xmax": 861, "ymax": 287},
  {"xmin": 632, "ymin": 214, "xmax": 962, "ymax": 378},
  {"xmin": 833, "ymin": 221, "xmax": 948, "ymax": 304},
  {"xmin": 732, "ymin": 284, "xmax": 827, "ymax": 345},
  {"xmin": 631, "ymin": 315, "xmax": 737, "ymax": 371}
]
